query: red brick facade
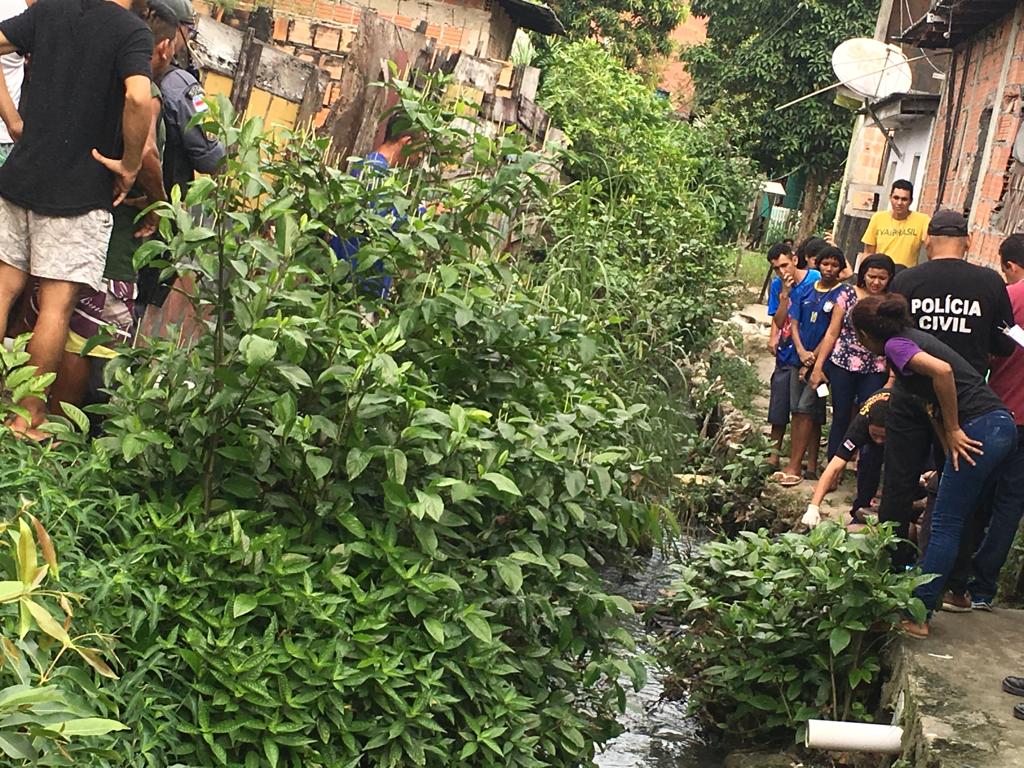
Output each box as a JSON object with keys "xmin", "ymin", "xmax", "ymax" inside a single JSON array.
[
  {"xmin": 654, "ymin": 15, "xmax": 707, "ymax": 115},
  {"xmin": 917, "ymin": 6, "xmax": 1024, "ymax": 266}
]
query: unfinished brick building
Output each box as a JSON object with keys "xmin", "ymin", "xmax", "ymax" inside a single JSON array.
[
  {"xmin": 193, "ymin": 0, "xmax": 563, "ymax": 128},
  {"xmin": 832, "ymin": 0, "xmax": 949, "ymax": 259},
  {"xmin": 903, "ymin": 0, "xmax": 1024, "ymax": 266}
]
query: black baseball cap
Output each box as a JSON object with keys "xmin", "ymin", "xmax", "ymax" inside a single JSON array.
[{"xmin": 928, "ymin": 209, "xmax": 969, "ymax": 237}]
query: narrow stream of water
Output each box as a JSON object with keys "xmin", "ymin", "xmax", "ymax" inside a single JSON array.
[{"xmin": 596, "ymin": 544, "xmax": 727, "ymax": 768}]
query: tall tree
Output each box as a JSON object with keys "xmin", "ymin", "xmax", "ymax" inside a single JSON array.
[
  {"xmin": 683, "ymin": 0, "xmax": 876, "ymax": 240},
  {"xmin": 547, "ymin": 0, "xmax": 688, "ymax": 70}
]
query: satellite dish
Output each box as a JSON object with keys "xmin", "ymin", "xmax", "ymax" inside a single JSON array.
[{"xmin": 832, "ymin": 38, "xmax": 913, "ymax": 102}]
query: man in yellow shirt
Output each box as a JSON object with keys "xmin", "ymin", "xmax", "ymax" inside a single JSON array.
[{"xmin": 861, "ymin": 179, "xmax": 931, "ymax": 269}]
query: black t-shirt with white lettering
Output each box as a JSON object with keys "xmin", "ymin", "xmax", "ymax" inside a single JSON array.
[
  {"xmin": 0, "ymin": 0, "xmax": 153, "ymax": 216},
  {"xmin": 890, "ymin": 259, "xmax": 1015, "ymax": 376},
  {"xmin": 836, "ymin": 389, "xmax": 891, "ymax": 461}
]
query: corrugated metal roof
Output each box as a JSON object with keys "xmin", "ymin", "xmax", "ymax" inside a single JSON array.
[
  {"xmin": 496, "ymin": 0, "xmax": 565, "ymax": 36},
  {"xmin": 900, "ymin": 0, "xmax": 1016, "ymax": 49}
]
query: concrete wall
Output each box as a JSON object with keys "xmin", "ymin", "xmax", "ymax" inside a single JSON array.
[
  {"xmin": 884, "ymin": 117, "xmax": 934, "ymax": 198},
  {"xmin": 485, "ymin": 2, "xmax": 516, "ymax": 61},
  {"xmin": 917, "ymin": 4, "xmax": 1024, "ymax": 266}
]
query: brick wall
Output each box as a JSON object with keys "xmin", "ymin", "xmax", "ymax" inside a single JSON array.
[
  {"xmin": 194, "ymin": 0, "xmax": 513, "ymax": 126},
  {"xmin": 851, "ymin": 124, "xmax": 888, "ymax": 186},
  {"xmin": 917, "ymin": 7, "xmax": 1024, "ymax": 267},
  {"xmin": 654, "ymin": 15, "xmax": 707, "ymax": 115}
]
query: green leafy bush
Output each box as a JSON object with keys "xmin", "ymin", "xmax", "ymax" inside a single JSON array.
[
  {"xmin": 539, "ymin": 40, "xmax": 757, "ymax": 246},
  {"xmin": 0, "ymin": 487, "xmax": 124, "ymax": 763},
  {"xmin": 25, "ymin": 84, "xmax": 659, "ymax": 767},
  {"xmin": 533, "ymin": 42, "xmax": 763, "ymax": 527},
  {"xmin": 0, "ymin": 61, "xmax": 763, "ymax": 766},
  {"xmin": 661, "ymin": 524, "xmax": 928, "ymax": 742}
]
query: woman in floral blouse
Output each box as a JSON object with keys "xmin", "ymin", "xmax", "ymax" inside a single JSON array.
[{"xmin": 809, "ymin": 253, "xmax": 896, "ymax": 460}]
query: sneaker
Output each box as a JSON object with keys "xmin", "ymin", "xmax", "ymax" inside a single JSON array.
[
  {"xmin": 1015, "ymin": 702, "xmax": 1024, "ymax": 721},
  {"xmin": 900, "ymin": 619, "xmax": 929, "ymax": 639},
  {"xmin": 852, "ymin": 507, "xmax": 878, "ymax": 525},
  {"xmin": 971, "ymin": 599, "xmax": 993, "ymax": 612},
  {"xmin": 941, "ymin": 591, "xmax": 972, "ymax": 613},
  {"xmin": 1002, "ymin": 676, "xmax": 1024, "ymax": 697}
]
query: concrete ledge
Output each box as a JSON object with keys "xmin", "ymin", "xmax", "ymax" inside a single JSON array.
[{"xmin": 884, "ymin": 609, "xmax": 1024, "ymax": 767}]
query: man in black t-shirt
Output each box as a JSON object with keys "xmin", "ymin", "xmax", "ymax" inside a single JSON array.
[
  {"xmin": 882, "ymin": 209, "xmax": 1016, "ymax": 568},
  {"xmin": 890, "ymin": 209, "xmax": 1014, "ymax": 376},
  {"xmin": 0, "ymin": 0, "xmax": 154, "ymax": 438}
]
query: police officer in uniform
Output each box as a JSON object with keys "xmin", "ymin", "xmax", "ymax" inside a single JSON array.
[
  {"xmin": 152, "ymin": 0, "xmax": 224, "ymax": 193},
  {"xmin": 140, "ymin": 0, "xmax": 225, "ymax": 311}
]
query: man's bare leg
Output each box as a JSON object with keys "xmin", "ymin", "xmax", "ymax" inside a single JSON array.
[
  {"xmin": 769, "ymin": 424, "xmax": 786, "ymax": 468},
  {"xmin": 13, "ymin": 277, "xmax": 80, "ymax": 435},
  {"xmin": 807, "ymin": 423, "xmax": 822, "ymax": 475},
  {"xmin": 49, "ymin": 350, "xmax": 90, "ymax": 415},
  {"xmin": 0, "ymin": 261, "xmax": 29, "ymax": 340},
  {"xmin": 782, "ymin": 414, "xmax": 814, "ymax": 478}
]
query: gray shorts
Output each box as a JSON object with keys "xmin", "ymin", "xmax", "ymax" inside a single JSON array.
[
  {"xmin": 0, "ymin": 197, "xmax": 112, "ymax": 291},
  {"xmin": 768, "ymin": 364, "xmax": 793, "ymax": 426},
  {"xmin": 789, "ymin": 366, "xmax": 827, "ymax": 423}
]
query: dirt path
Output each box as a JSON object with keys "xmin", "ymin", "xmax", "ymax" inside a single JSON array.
[{"xmin": 730, "ymin": 302, "xmax": 858, "ymax": 526}]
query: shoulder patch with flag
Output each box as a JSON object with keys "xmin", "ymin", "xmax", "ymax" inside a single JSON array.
[{"xmin": 185, "ymin": 83, "xmax": 209, "ymax": 113}]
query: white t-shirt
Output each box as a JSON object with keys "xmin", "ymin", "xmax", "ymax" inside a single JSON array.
[{"xmin": 0, "ymin": 0, "xmax": 25, "ymax": 145}]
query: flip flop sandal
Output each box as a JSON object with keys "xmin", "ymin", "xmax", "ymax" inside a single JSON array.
[
  {"xmin": 770, "ymin": 471, "xmax": 787, "ymax": 481},
  {"xmin": 778, "ymin": 473, "xmax": 803, "ymax": 487},
  {"xmin": 803, "ymin": 469, "xmax": 820, "ymax": 481}
]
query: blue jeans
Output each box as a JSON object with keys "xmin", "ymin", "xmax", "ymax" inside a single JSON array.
[
  {"xmin": 967, "ymin": 427, "xmax": 1024, "ymax": 602},
  {"xmin": 825, "ymin": 362, "xmax": 888, "ymax": 459},
  {"xmin": 915, "ymin": 410, "xmax": 1018, "ymax": 612}
]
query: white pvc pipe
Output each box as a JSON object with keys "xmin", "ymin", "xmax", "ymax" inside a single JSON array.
[{"xmin": 805, "ymin": 719, "xmax": 903, "ymax": 754}]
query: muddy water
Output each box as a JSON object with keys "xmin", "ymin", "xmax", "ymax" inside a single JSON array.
[{"xmin": 596, "ymin": 545, "xmax": 726, "ymax": 768}]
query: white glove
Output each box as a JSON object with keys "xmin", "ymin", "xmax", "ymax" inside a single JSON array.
[{"xmin": 801, "ymin": 504, "xmax": 822, "ymax": 529}]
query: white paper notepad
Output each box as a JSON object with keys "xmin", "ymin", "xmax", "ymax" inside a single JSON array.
[{"xmin": 1004, "ymin": 324, "xmax": 1024, "ymax": 349}]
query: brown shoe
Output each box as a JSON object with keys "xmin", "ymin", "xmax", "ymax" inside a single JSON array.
[
  {"xmin": 900, "ymin": 619, "xmax": 929, "ymax": 639},
  {"xmin": 941, "ymin": 591, "xmax": 972, "ymax": 613},
  {"xmin": 852, "ymin": 507, "xmax": 878, "ymax": 525}
]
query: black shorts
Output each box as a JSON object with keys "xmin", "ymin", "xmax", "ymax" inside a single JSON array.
[{"xmin": 768, "ymin": 364, "xmax": 793, "ymax": 426}]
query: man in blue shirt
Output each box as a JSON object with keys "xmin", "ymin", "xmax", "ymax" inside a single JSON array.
[
  {"xmin": 766, "ymin": 242, "xmax": 820, "ymax": 469},
  {"xmin": 330, "ymin": 113, "xmax": 420, "ymax": 299}
]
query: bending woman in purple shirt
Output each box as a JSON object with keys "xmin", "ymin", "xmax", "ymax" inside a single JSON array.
[{"xmin": 850, "ymin": 294, "xmax": 1017, "ymax": 639}]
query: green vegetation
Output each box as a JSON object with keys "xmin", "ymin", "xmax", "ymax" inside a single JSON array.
[
  {"xmin": 0, "ymin": 57, "xmax": 760, "ymax": 766},
  {"xmin": 0, "ymin": 336, "xmax": 126, "ymax": 765},
  {"xmin": 544, "ymin": 0, "xmax": 687, "ymax": 71},
  {"xmin": 662, "ymin": 524, "xmax": 928, "ymax": 742},
  {"xmin": 684, "ymin": 0, "xmax": 876, "ymax": 238},
  {"xmin": 538, "ymin": 41, "xmax": 766, "ymax": 530},
  {"xmin": 999, "ymin": 528, "xmax": 1024, "ymax": 606},
  {"xmin": 734, "ymin": 249, "xmax": 769, "ymax": 299}
]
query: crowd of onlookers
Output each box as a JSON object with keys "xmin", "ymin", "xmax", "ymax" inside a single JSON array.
[
  {"xmin": 3, "ymin": 0, "xmax": 1024, "ymax": 728},
  {"xmin": 0, "ymin": 0, "xmax": 224, "ymax": 439},
  {"xmin": 0, "ymin": 0, "xmax": 421, "ymax": 444},
  {"xmin": 764, "ymin": 179, "xmax": 1024, "ymax": 719}
]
